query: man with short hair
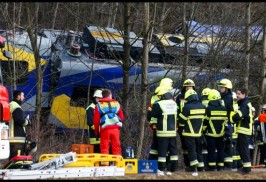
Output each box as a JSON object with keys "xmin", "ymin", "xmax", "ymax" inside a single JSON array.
[
  {"xmin": 232, "ymin": 87, "xmax": 253, "ymax": 174},
  {"xmin": 93, "ymin": 89, "xmax": 124, "ymax": 155},
  {"xmin": 9, "ymin": 90, "xmax": 35, "ymax": 160}
]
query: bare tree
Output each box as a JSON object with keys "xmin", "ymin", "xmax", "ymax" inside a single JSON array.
[
  {"xmin": 259, "ymin": 11, "xmax": 266, "ymax": 110},
  {"xmin": 244, "ymin": 2, "xmax": 251, "ymax": 89},
  {"xmin": 51, "ymin": 3, "xmax": 59, "ymax": 29},
  {"xmin": 24, "ymin": 2, "xmax": 44, "ymax": 143},
  {"xmin": 136, "ymin": 2, "xmax": 152, "ymax": 159}
]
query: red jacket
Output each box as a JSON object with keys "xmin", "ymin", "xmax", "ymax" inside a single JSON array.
[{"xmin": 93, "ymin": 97, "xmax": 124, "ymax": 135}]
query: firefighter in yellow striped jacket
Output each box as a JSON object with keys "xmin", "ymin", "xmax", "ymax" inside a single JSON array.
[
  {"xmin": 203, "ymin": 89, "xmax": 228, "ymax": 171},
  {"xmin": 232, "ymin": 87, "xmax": 253, "ymax": 175},
  {"xmin": 148, "ymin": 87, "xmax": 178, "ymax": 176},
  {"xmin": 175, "ymin": 79, "xmax": 196, "ymax": 169},
  {"xmin": 178, "ymin": 90, "xmax": 206, "ymax": 176},
  {"xmin": 147, "ymin": 78, "xmax": 173, "ymax": 160}
]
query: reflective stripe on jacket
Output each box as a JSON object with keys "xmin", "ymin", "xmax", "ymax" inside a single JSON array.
[
  {"xmin": 232, "ymin": 98, "xmax": 253, "ymax": 135},
  {"xmin": 178, "ymin": 98, "xmax": 206, "ymax": 137},
  {"xmin": 149, "ymin": 99, "xmax": 177, "ymax": 137},
  {"xmin": 204, "ymin": 100, "xmax": 228, "ymax": 137}
]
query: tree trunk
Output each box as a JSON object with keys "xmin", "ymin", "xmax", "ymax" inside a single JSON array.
[
  {"xmin": 136, "ymin": 2, "xmax": 150, "ymax": 159},
  {"xmin": 51, "ymin": 2, "xmax": 59, "ymax": 29},
  {"xmin": 111, "ymin": 2, "xmax": 119, "ymax": 28},
  {"xmin": 259, "ymin": 12, "xmax": 266, "ymax": 109},
  {"xmin": 244, "ymin": 2, "xmax": 251, "ymax": 89},
  {"xmin": 121, "ymin": 2, "xmax": 132, "ymax": 147},
  {"xmin": 158, "ymin": 3, "xmax": 165, "ymax": 33},
  {"xmin": 182, "ymin": 2, "xmax": 189, "ymax": 82},
  {"xmin": 25, "ymin": 2, "xmax": 43, "ymax": 143},
  {"xmin": 18, "ymin": 2, "xmax": 22, "ymax": 26}
]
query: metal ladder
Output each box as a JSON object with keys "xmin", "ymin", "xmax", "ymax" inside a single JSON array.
[{"xmin": 29, "ymin": 152, "xmax": 76, "ymax": 170}]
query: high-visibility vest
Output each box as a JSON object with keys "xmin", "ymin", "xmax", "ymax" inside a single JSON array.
[
  {"xmin": 86, "ymin": 103, "xmax": 100, "ymax": 145},
  {"xmin": 156, "ymin": 100, "xmax": 177, "ymax": 137}
]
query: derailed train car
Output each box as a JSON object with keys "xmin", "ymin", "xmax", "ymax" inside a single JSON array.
[
  {"xmin": 0, "ymin": 25, "xmax": 229, "ymax": 133},
  {"xmin": 45, "ymin": 25, "xmax": 228, "ymax": 131}
]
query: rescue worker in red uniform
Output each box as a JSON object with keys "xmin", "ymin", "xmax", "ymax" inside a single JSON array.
[
  {"xmin": 9, "ymin": 90, "xmax": 37, "ymax": 160},
  {"xmin": 93, "ymin": 89, "xmax": 124, "ymax": 155},
  {"xmin": 217, "ymin": 78, "xmax": 234, "ymax": 170},
  {"xmin": 175, "ymin": 79, "xmax": 196, "ymax": 170},
  {"xmin": 232, "ymin": 87, "xmax": 253, "ymax": 175},
  {"xmin": 86, "ymin": 89, "xmax": 103, "ymax": 153},
  {"xmin": 148, "ymin": 87, "xmax": 178, "ymax": 176},
  {"xmin": 203, "ymin": 89, "xmax": 228, "ymax": 171},
  {"xmin": 178, "ymin": 89, "xmax": 206, "ymax": 176},
  {"xmin": 255, "ymin": 105, "xmax": 266, "ymax": 165},
  {"xmin": 147, "ymin": 78, "xmax": 173, "ymax": 160}
]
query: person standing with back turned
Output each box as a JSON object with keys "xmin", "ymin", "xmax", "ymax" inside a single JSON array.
[
  {"xmin": 217, "ymin": 78, "xmax": 234, "ymax": 170},
  {"xmin": 93, "ymin": 89, "xmax": 124, "ymax": 156}
]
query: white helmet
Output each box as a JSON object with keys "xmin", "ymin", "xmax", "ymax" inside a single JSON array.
[
  {"xmin": 93, "ymin": 89, "xmax": 103, "ymax": 98},
  {"xmin": 251, "ymin": 107, "xmax": 255, "ymax": 112}
]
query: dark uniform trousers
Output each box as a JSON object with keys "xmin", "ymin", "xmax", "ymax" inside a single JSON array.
[
  {"xmin": 178, "ymin": 130, "xmax": 190, "ymax": 167},
  {"xmin": 224, "ymin": 136, "xmax": 233, "ymax": 168},
  {"xmin": 232, "ymin": 138, "xmax": 242, "ymax": 169},
  {"xmin": 157, "ymin": 137, "xmax": 178, "ymax": 172},
  {"xmin": 184, "ymin": 136, "xmax": 204, "ymax": 172},
  {"xmin": 237, "ymin": 133, "xmax": 251, "ymax": 173},
  {"xmin": 205, "ymin": 136, "xmax": 224, "ymax": 170},
  {"xmin": 148, "ymin": 131, "xmax": 158, "ymax": 160}
]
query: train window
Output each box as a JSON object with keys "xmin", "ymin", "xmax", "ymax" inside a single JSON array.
[
  {"xmin": 0, "ymin": 60, "xmax": 28, "ymax": 86},
  {"xmin": 70, "ymin": 85, "xmax": 104, "ymax": 108},
  {"xmin": 70, "ymin": 85, "xmax": 88, "ymax": 108}
]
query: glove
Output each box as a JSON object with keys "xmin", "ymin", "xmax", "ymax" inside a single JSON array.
[
  {"xmin": 224, "ymin": 123, "xmax": 233, "ymax": 137},
  {"xmin": 24, "ymin": 115, "xmax": 31, "ymax": 126}
]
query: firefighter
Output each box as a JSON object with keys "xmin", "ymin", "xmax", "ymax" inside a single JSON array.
[
  {"xmin": 203, "ymin": 89, "xmax": 228, "ymax": 171},
  {"xmin": 93, "ymin": 89, "xmax": 124, "ymax": 156},
  {"xmin": 231, "ymin": 91, "xmax": 242, "ymax": 170},
  {"xmin": 249, "ymin": 106, "xmax": 256, "ymax": 164},
  {"xmin": 178, "ymin": 89, "xmax": 206, "ymax": 176},
  {"xmin": 232, "ymin": 87, "xmax": 253, "ymax": 174},
  {"xmin": 148, "ymin": 87, "xmax": 178, "ymax": 176},
  {"xmin": 217, "ymin": 78, "xmax": 234, "ymax": 170},
  {"xmin": 147, "ymin": 78, "xmax": 173, "ymax": 160},
  {"xmin": 201, "ymin": 88, "xmax": 211, "ymax": 107},
  {"xmin": 86, "ymin": 89, "xmax": 103, "ymax": 153},
  {"xmin": 175, "ymin": 79, "xmax": 196, "ymax": 170},
  {"xmin": 9, "ymin": 90, "xmax": 36, "ymax": 160},
  {"xmin": 201, "ymin": 87, "xmax": 211, "ymax": 168}
]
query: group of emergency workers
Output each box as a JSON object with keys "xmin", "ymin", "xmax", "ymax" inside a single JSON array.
[{"xmin": 147, "ymin": 77, "xmax": 265, "ymax": 176}]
